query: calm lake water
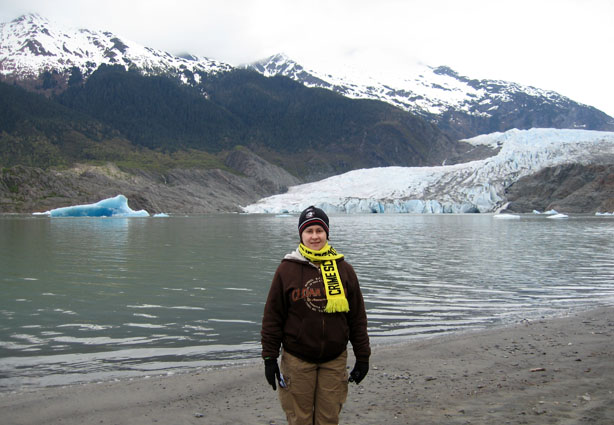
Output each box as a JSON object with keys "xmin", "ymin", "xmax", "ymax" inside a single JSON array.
[{"xmin": 1, "ymin": 213, "xmax": 614, "ymax": 391}]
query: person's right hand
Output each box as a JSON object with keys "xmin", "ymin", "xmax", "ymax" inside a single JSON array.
[{"xmin": 264, "ymin": 358, "xmax": 281, "ymax": 390}]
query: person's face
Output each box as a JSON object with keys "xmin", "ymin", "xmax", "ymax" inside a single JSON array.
[{"xmin": 301, "ymin": 225, "xmax": 327, "ymax": 251}]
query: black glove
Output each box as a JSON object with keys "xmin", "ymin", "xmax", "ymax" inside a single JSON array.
[
  {"xmin": 348, "ymin": 361, "xmax": 369, "ymax": 384},
  {"xmin": 264, "ymin": 358, "xmax": 281, "ymax": 390}
]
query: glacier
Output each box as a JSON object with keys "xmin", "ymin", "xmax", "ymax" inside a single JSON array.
[
  {"xmin": 34, "ymin": 195, "xmax": 149, "ymax": 218},
  {"xmin": 243, "ymin": 128, "xmax": 614, "ymax": 214}
]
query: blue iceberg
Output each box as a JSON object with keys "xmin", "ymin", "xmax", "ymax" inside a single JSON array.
[{"xmin": 34, "ymin": 195, "xmax": 150, "ymax": 218}]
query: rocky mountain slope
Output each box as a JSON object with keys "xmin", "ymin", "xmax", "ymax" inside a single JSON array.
[
  {"xmin": 503, "ymin": 163, "xmax": 614, "ymax": 213},
  {"xmin": 0, "ymin": 148, "xmax": 301, "ymax": 214}
]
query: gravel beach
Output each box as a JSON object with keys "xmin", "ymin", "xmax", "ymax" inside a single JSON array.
[{"xmin": 1, "ymin": 307, "xmax": 613, "ymax": 425}]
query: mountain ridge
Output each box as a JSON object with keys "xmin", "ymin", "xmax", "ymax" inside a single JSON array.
[
  {"xmin": 0, "ymin": 13, "xmax": 232, "ymax": 94},
  {"xmin": 247, "ymin": 54, "xmax": 614, "ymax": 139}
]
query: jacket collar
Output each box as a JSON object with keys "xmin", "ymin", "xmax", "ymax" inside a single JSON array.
[
  {"xmin": 284, "ymin": 248, "xmax": 344, "ymax": 268},
  {"xmin": 284, "ymin": 248, "xmax": 308, "ymax": 263}
]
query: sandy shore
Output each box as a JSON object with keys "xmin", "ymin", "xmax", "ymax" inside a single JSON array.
[{"xmin": 1, "ymin": 307, "xmax": 613, "ymax": 425}]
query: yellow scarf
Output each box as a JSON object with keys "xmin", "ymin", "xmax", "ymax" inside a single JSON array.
[{"xmin": 298, "ymin": 243, "xmax": 350, "ymax": 313}]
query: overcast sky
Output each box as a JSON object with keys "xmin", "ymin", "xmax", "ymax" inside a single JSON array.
[{"xmin": 2, "ymin": 0, "xmax": 613, "ymax": 117}]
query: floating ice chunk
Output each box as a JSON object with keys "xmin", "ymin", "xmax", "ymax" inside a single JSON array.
[
  {"xmin": 153, "ymin": 213, "xmax": 169, "ymax": 218},
  {"xmin": 34, "ymin": 195, "xmax": 149, "ymax": 218},
  {"xmin": 493, "ymin": 214, "xmax": 520, "ymax": 219},
  {"xmin": 595, "ymin": 212, "xmax": 613, "ymax": 216},
  {"xmin": 547, "ymin": 213, "xmax": 568, "ymax": 219},
  {"xmin": 543, "ymin": 209, "xmax": 559, "ymax": 215}
]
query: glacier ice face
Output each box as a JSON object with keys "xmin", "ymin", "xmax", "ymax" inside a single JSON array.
[
  {"xmin": 34, "ymin": 195, "xmax": 149, "ymax": 218},
  {"xmin": 243, "ymin": 128, "xmax": 614, "ymax": 214}
]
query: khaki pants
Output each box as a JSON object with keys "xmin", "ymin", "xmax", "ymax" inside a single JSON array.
[{"xmin": 279, "ymin": 350, "xmax": 348, "ymax": 425}]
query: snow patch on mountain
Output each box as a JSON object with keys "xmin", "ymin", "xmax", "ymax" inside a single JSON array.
[
  {"xmin": 0, "ymin": 14, "xmax": 231, "ymax": 81},
  {"xmin": 248, "ymin": 53, "xmax": 589, "ymax": 120},
  {"xmin": 242, "ymin": 128, "xmax": 614, "ymax": 214}
]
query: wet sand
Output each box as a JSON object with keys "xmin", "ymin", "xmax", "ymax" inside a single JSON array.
[{"xmin": 1, "ymin": 307, "xmax": 613, "ymax": 425}]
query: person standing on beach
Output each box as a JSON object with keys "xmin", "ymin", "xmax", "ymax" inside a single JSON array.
[{"xmin": 261, "ymin": 206, "xmax": 371, "ymax": 425}]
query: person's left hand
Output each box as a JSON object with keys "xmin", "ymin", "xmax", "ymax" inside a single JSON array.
[{"xmin": 348, "ymin": 361, "xmax": 369, "ymax": 384}]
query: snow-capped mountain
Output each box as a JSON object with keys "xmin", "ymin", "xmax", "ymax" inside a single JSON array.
[
  {"xmin": 248, "ymin": 54, "xmax": 614, "ymax": 138},
  {"xmin": 242, "ymin": 128, "xmax": 614, "ymax": 214},
  {"xmin": 2, "ymin": 14, "xmax": 612, "ymax": 139},
  {"xmin": 250, "ymin": 53, "xmax": 502, "ymax": 116},
  {"xmin": 0, "ymin": 14, "xmax": 231, "ymax": 86}
]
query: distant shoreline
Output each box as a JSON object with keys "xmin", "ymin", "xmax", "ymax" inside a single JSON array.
[{"xmin": 1, "ymin": 306, "xmax": 612, "ymax": 425}]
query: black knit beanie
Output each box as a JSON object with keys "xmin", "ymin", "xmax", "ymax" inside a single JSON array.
[{"xmin": 298, "ymin": 206, "xmax": 329, "ymax": 239}]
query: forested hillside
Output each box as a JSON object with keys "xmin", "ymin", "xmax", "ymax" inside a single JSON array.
[{"xmin": 3, "ymin": 66, "xmax": 465, "ymax": 180}]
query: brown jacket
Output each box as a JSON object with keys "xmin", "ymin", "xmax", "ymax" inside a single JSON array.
[{"xmin": 261, "ymin": 249, "xmax": 370, "ymax": 364}]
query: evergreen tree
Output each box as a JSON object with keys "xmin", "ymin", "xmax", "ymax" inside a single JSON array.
[{"xmin": 68, "ymin": 67, "xmax": 84, "ymax": 86}]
